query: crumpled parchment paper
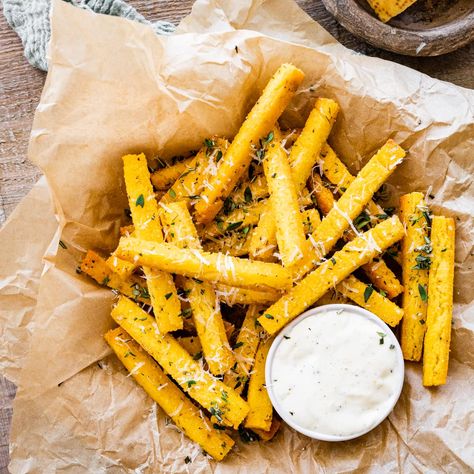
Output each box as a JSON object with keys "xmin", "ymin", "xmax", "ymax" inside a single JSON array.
[{"xmin": 0, "ymin": 0, "xmax": 473, "ymax": 472}]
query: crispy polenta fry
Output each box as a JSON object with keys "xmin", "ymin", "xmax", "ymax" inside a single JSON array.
[
  {"xmin": 423, "ymin": 216, "xmax": 455, "ymax": 386},
  {"xmin": 123, "ymin": 153, "xmax": 182, "ymax": 333},
  {"xmin": 249, "ymin": 204, "xmax": 279, "ymax": 262},
  {"xmin": 302, "ymin": 208, "xmax": 321, "ymax": 235},
  {"xmin": 214, "ymin": 284, "xmax": 281, "ymax": 306},
  {"xmin": 111, "ymin": 296, "xmax": 249, "ymax": 429},
  {"xmin": 400, "ymin": 192, "xmax": 430, "ymax": 361},
  {"xmin": 309, "ymin": 172, "xmax": 403, "ymax": 298},
  {"xmin": 310, "ymin": 140, "xmax": 405, "ymax": 260},
  {"xmin": 105, "ymin": 327, "xmax": 234, "ymax": 460},
  {"xmin": 244, "ymin": 337, "xmax": 274, "ymax": 431},
  {"xmin": 252, "ymin": 417, "xmax": 282, "ymax": 441},
  {"xmin": 160, "ymin": 201, "xmax": 235, "ymax": 375},
  {"xmin": 116, "ymin": 238, "xmax": 292, "ymax": 291},
  {"xmin": 150, "ymin": 157, "xmax": 194, "ymax": 190},
  {"xmin": 160, "ymin": 138, "xmax": 229, "ymax": 208},
  {"xmin": 80, "ymin": 250, "xmax": 149, "ymax": 303},
  {"xmin": 106, "ymin": 255, "xmax": 136, "ymax": 281},
  {"xmin": 289, "ymin": 98, "xmax": 339, "ymax": 191},
  {"xmin": 337, "ymin": 275, "xmax": 404, "ymax": 327},
  {"xmin": 263, "ymin": 127, "xmax": 308, "ymax": 267},
  {"xmin": 310, "ymin": 173, "xmax": 335, "ymax": 215},
  {"xmin": 194, "ymin": 64, "xmax": 305, "ymax": 224},
  {"xmin": 249, "ymin": 99, "xmax": 338, "ymax": 262},
  {"xmin": 318, "ymin": 143, "xmax": 385, "ymax": 219},
  {"xmin": 223, "ymin": 305, "xmax": 264, "ymax": 395},
  {"xmin": 258, "ymin": 216, "xmax": 405, "ymax": 334}
]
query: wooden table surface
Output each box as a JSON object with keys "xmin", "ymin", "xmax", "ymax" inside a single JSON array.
[{"xmin": 0, "ymin": 0, "xmax": 472, "ymax": 471}]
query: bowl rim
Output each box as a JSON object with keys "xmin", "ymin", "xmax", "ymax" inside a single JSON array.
[
  {"xmin": 321, "ymin": 0, "xmax": 474, "ymax": 56},
  {"xmin": 265, "ymin": 303, "xmax": 405, "ymax": 442}
]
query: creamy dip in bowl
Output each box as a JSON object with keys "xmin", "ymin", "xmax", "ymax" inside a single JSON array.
[{"xmin": 265, "ymin": 304, "xmax": 404, "ymax": 441}]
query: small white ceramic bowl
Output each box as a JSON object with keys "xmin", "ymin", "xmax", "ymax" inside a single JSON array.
[{"xmin": 265, "ymin": 304, "xmax": 405, "ymax": 442}]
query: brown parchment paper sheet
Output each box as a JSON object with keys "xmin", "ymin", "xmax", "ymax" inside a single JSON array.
[{"xmin": 0, "ymin": 0, "xmax": 473, "ymax": 472}]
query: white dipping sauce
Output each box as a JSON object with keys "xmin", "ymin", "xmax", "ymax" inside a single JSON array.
[{"xmin": 270, "ymin": 308, "xmax": 402, "ymax": 437}]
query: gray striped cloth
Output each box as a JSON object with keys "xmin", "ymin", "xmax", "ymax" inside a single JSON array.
[{"xmin": 2, "ymin": 0, "xmax": 176, "ymax": 71}]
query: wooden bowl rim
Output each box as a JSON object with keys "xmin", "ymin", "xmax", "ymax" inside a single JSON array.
[{"xmin": 321, "ymin": 0, "xmax": 474, "ymax": 56}]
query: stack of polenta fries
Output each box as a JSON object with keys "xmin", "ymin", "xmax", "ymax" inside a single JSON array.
[{"xmin": 79, "ymin": 64, "xmax": 455, "ymax": 461}]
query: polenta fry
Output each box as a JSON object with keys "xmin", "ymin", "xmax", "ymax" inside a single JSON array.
[
  {"xmin": 161, "ymin": 201, "xmax": 235, "ymax": 375},
  {"xmin": 123, "ymin": 153, "xmax": 182, "ymax": 333},
  {"xmin": 337, "ymin": 275, "xmax": 404, "ymax": 327},
  {"xmin": 423, "ymin": 216, "xmax": 455, "ymax": 386},
  {"xmin": 244, "ymin": 337, "xmax": 274, "ymax": 431},
  {"xmin": 150, "ymin": 157, "xmax": 194, "ymax": 190},
  {"xmin": 105, "ymin": 327, "xmax": 234, "ymax": 461},
  {"xmin": 194, "ymin": 64, "xmax": 305, "ymax": 224},
  {"xmin": 309, "ymin": 172, "xmax": 403, "ymax": 298},
  {"xmin": 289, "ymin": 98, "xmax": 339, "ymax": 191},
  {"xmin": 111, "ymin": 296, "xmax": 249, "ymax": 429},
  {"xmin": 223, "ymin": 305, "xmax": 264, "ymax": 395},
  {"xmin": 116, "ymin": 238, "xmax": 292, "ymax": 291},
  {"xmin": 263, "ymin": 127, "xmax": 308, "ymax": 267},
  {"xmin": 400, "ymin": 192, "xmax": 430, "ymax": 361},
  {"xmin": 258, "ymin": 216, "xmax": 405, "ymax": 334}
]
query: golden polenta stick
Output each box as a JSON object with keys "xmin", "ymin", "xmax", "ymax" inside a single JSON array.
[
  {"xmin": 224, "ymin": 305, "xmax": 264, "ymax": 395},
  {"xmin": 106, "ymin": 255, "xmax": 136, "ymax": 281},
  {"xmin": 310, "ymin": 173, "xmax": 335, "ymax": 215},
  {"xmin": 194, "ymin": 64, "xmax": 305, "ymax": 224},
  {"xmin": 105, "ymin": 327, "xmax": 234, "ymax": 460},
  {"xmin": 361, "ymin": 257, "xmax": 403, "ymax": 299},
  {"xmin": 161, "ymin": 138, "xmax": 229, "ymax": 208},
  {"xmin": 161, "ymin": 201, "xmax": 235, "ymax": 375},
  {"xmin": 80, "ymin": 250, "xmax": 149, "ymax": 303},
  {"xmin": 263, "ymin": 127, "xmax": 308, "ymax": 267},
  {"xmin": 111, "ymin": 296, "xmax": 249, "ymax": 428},
  {"xmin": 249, "ymin": 99, "xmax": 338, "ymax": 262},
  {"xmin": 259, "ymin": 216, "xmax": 405, "ymax": 334},
  {"xmin": 310, "ymin": 139, "xmax": 405, "ymax": 259},
  {"xmin": 202, "ymin": 200, "xmax": 266, "ymax": 239},
  {"xmin": 302, "ymin": 208, "xmax": 321, "ymax": 235},
  {"xmin": 252, "ymin": 417, "xmax": 281, "ymax": 441},
  {"xmin": 423, "ymin": 216, "xmax": 455, "ymax": 386},
  {"xmin": 289, "ymin": 98, "xmax": 339, "ymax": 191},
  {"xmin": 248, "ymin": 188, "xmax": 314, "ymax": 262},
  {"xmin": 123, "ymin": 153, "xmax": 182, "ymax": 333},
  {"xmin": 244, "ymin": 337, "xmax": 274, "ymax": 431},
  {"xmin": 150, "ymin": 157, "xmax": 194, "ymax": 190},
  {"xmin": 319, "ymin": 144, "xmax": 387, "ymax": 222},
  {"xmin": 249, "ymin": 204, "xmax": 279, "ymax": 262},
  {"xmin": 309, "ymin": 172, "xmax": 402, "ymax": 298},
  {"xmin": 214, "ymin": 284, "xmax": 281, "ymax": 306},
  {"xmin": 337, "ymin": 275, "xmax": 404, "ymax": 327},
  {"xmin": 400, "ymin": 192, "xmax": 431, "ymax": 361},
  {"xmin": 117, "ymin": 238, "xmax": 292, "ymax": 291},
  {"xmin": 367, "ymin": 0, "xmax": 417, "ymax": 22}
]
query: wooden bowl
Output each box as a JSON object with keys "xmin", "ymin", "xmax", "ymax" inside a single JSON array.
[{"xmin": 321, "ymin": 0, "xmax": 474, "ymax": 56}]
